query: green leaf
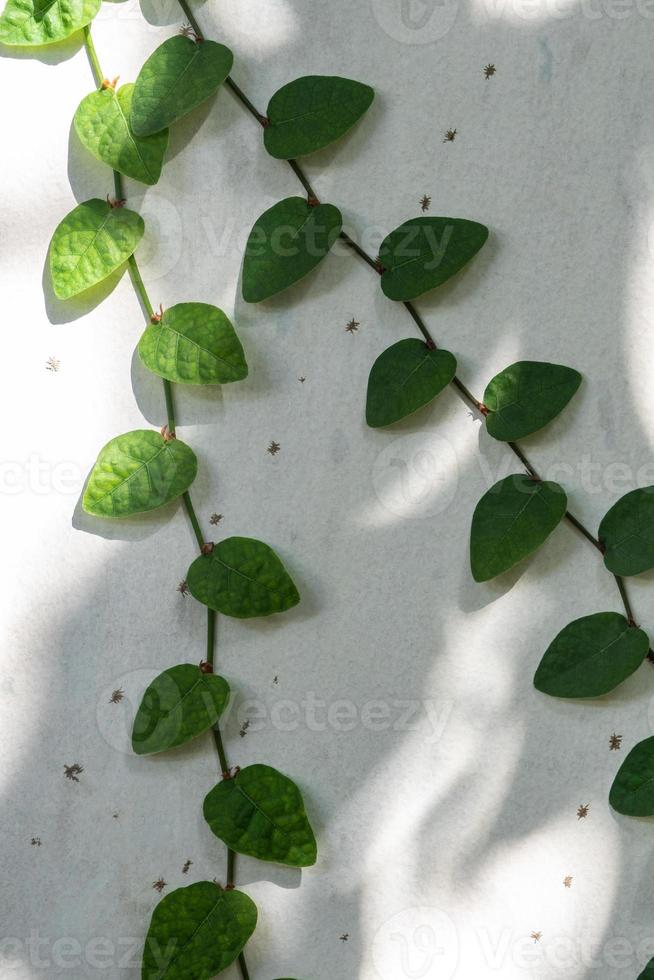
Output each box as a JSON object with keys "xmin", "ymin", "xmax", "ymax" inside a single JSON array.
[
  {"xmin": 638, "ymin": 957, "xmax": 654, "ymax": 979},
  {"xmin": 187, "ymin": 537, "xmax": 300, "ymax": 618},
  {"xmin": 0, "ymin": 0, "xmax": 99, "ymax": 46},
  {"xmin": 242, "ymin": 196, "xmax": 342, "ymax": 303},
  {"xmin": 366, "ymin": 339, "xmax": 456, "ymax": 428},
  {"xmin": 138, "ymin": 302, "xmax": 247, "ymax": 385},
  {"xmin": 203, "ymin": 764, "xmax": 317, "ymax": 867},
  {"xmin": 49, "ymin": 199, "xmax": 144, "ymax": 300},
  {"xmin": 74, "ymin": 83, "xmax": 168, "ymax": 186},
  {"xmin": 83, "ymin": 430, "xmax": 197, "ymax": 518},
  {"xmin": 131, "ymin": 35, "xmax": 234, "ymax": 137},
  {"xmin": 263, "ymin": 75, "xmax": 374, "ymax": 159},
  {"xmin": 132, "ymin": 664, "xmax": 230, "ymax": 756},
  {"xmin": 599, "ymin": 487, "xmax": 654, "ymax": 577},
  {"xmin": 483, "ymin": 361, "xmax": 582, "ymax": 442},
  {"xmin": 533, "ymin": 612, "xmax": 649, "ymax": 698},
  {"xmin": 141, "ymin": 881, "xmax": 256, "ymax": 980},
  {"xmin": 379, "ymin": 217, "xmax": 488, "ymax": 302},
  {"xmin": 470, "ymin": 474, "xmax": 567, "ymax": 582},
  {"xmin": 609, "ymin": 736, "xmax": 654, "ymax": 816}
]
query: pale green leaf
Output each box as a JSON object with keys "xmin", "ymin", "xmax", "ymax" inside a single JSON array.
[
  {"xmin": 366, "ymin": 339, "xmax": 456, "ymax": 427},
  {"xmin": 138, "ymin": 303, "xmax": 247, "ymax": 385},
  {"xmin": 483, "ymin": 361, "xmax": 581, "ymax": 442},
  {"xmin": 264, "ymin": 75, "xmax": 374, "ymax": 159},
  {"xmin": 187, "ymin": 536, "xmax": 300, "ymax": 618},
  {"xmin": 470, "ymin": 474, "xmax": 567, "ymax": 582},
  {"xmin": 132, "ymin": 664, "xmax": 230, "ymax": 755},
  {"xmin": 203, "ymin": 764, "xmax": 317, "ymax": 867},
  {"xmin": 242, "ymin": 196, "xmax": 342, "ymax": 303},
  {"xmin": 599, "ymin": 487, "xmax": 654, "ymax": 577},
  {"xmin": 0, "ymin": 0, "xmax": 99, "ymax": 46},
  {"xmin": 534, "ymin": 612, "xmax": 649, "ymax": 698},
  {"xmin": 379, "ymin": 217, "xmax": 488, "ymax": 302},
  {"xmin": 141, "ymin": 881, "xmax": 256, "ymax": 980},
  {"xmin": 83, "ymin": 429, "xmax": 197, "ymax": 518},
  {"xmin": 74, "ymin": 83, "xmax": 168, "ymax": 186},
  {"xmin": 49, "ymin": 198, "xmax": 144, "ymax": 300},
  {"xmin": 131, "ymin": 35, "xmax": 234, "ymax": 137},
  {"xmin": 609, "ymin": 736, "xmax": 654, "ymax": 816}
]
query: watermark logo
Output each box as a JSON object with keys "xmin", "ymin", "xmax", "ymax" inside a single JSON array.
[
  {"xmin": 372, "ymin": 431, "xmax": 458, "ymax": 519},
  {"xmin": 370, "ymin": 0, "xmax": 459, "ymax": 44},
  {"xmin": 372, "ymin": 907, "xmax": 459, "ymax": 979}
]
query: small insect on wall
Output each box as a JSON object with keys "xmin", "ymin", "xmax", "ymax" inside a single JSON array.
[{"xmin": 3, "ymin": 0, "xmax": 654, "ymax": 977}]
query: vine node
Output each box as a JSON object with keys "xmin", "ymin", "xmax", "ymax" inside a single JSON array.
[
  {"xmin": 201, "ymin": 541, "xmax": 215, "ymax": 555},
  {"xmin": 150, "ymin": 303, "xmax": 164, "ymax": 323},
  {"xmin": 199, "ymin": 660, "xmax": 214, "ymax": 674},
  {"xmin": 180, "ymin": 24, "xmax": 203, "ymax": 42},
  {"xmin": 106, "ymin": 194, "xmax": 125, "ymax": 209}
]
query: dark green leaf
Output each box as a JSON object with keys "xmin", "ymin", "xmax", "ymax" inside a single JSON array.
[
  {"xmin": 483, "ymin": 360, "xmax": 581, "ymax": 442},
  {"xmin": 599, "ymin": 487, "xmax": 654, "ymax": 577},
  {"xmin": 74, "ymin": 83, "xmax": 168, "ymax": 186},
  {"xmin": 534, "ymin": 612, "xmax": 648, "ymax": 698},
  {"xmin": 203, "ymin": 764, "xmax": 317, "ymax": 867},
  {"xmin": 187, "ymin": 537, "xmax": 300, "ymax": 618},
  {"xmin": 141, "ymin": 881, "xmax": 256, "ymax": 980},
  {"xmin": 379, "ymin": 216, "xmax": 488, "ymax": 302},
  {"xmin": 638, "ymin": 957, "xmax": 654, "ymax": 979},
  {"xmin": 0, "ymin": 0, "xmax": 99, "ymax": 46},
  {"xmin": 131, "ymin": 35, "xmax": 234, "ymax": 137},
  {"xmin": 242, "ymin": 196, "xmax": 342, "ymax": 303},
  {"xmin": 263, "ymin": 75, "xmax": 374, "ymax": 159},
  {"xmin": 366, "ymin": 339, "xmax": 456, "ymax": 427},
  {"xmin": 132, "ymin": 664, "xmax": 230, "ymax": 755},
  {"xmin": 470, "ymin": 474, "xmax": 567, "ymax": 582},
  {"xmin": 609, "ymin": 736, "xmax": 654, "ymax": 816},
  {"xmin": 49, "ymin": 199, "xmax": 144, "ymax": 300},
  {"xmin": 138, "ymin": 302, "xmax": 248, "ymax": 385},
  {"xmin": 83, "ymin": 429, "xmax": 197, "ymax": 518}
]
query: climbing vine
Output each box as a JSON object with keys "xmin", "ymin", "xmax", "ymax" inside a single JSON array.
[{"xmin": 4, "ymin": 0, "xmax": 654, "ymax": 976}]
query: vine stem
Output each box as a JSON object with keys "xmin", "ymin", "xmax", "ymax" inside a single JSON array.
[
  {"xmin": 81, "ymin": 27, "xmax": 250, "ymax": 976},
  {"xmin": 179, "ymin": 0, "xmax": 642, "ymax": 635}
]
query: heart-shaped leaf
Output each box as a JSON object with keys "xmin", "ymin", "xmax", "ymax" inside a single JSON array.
[
  {"xmin": 131, "ymin": 35, "xmax": 234, "ymax": 137},
  {"xmin": 379, "ymin": 216, "xmax": 488, "ymax": 302},
  {"xmin": 49, "ymin": 199, "xmax": 144, "ymax": 300},
  {"xmin": 187, "ymin": 537, "xmax": 300, "ymax": 618},
  {"xmin": 132, "ymin": 664, "xmax": 230, "ymax": 756},
  {"xmin": 83, "ymin": 429, "xmax": 197, "ymax": 518},
  {"xmin": 74, "ymin": 83, "xmax": 168, "ymax": 186},
  {"xmin": 263, "ymin": 75, "xmax": 374, "ymax": 159},
  {"xmin": 638, "ymin": 958, "xmax": 654, "ymax": 979},
  {"xmin": 0, "ymin": 0, "xmax": 99, "ymax": 46},
  {"xmin": 483, "ymin": 361, "xmax": 582, "ymax": 442},
  {"xmin": 366, "ymin": 339, "xmax": 456, "ymax": 427},
  {"xmin": 599, "ymin": 487, "xmax": 654, "ymax": 577},
  {"xmin": 141, "ymin": 881, "xmax": 257, "ymax": 980},
  {"xmin": 138, "ymin": 302, "xmax": 247, "ymax": 385},
  {"xmin": 470, "ymin": 474, "xmax": 567, "ymax": 582},
  {"xmin": 242, "ymin": 196, "xmax": 342, "ymax": 303},
  {"xmin": 609, "ymin": 736, "xmax": 654, "ymax": 816},
  {"xmin": 534, "ymin": 612, "xmax": 649, "ymax": 698},
  {"xmin": 203, "ymin": 764, "xmax": 317, "ymax": 867}
]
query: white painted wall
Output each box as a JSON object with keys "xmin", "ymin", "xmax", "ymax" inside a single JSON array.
[{"xmin": 2, "ymin": 0, "xmax": 654, "ymax": 976}]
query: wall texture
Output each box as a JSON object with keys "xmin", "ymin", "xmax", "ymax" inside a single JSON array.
[{"xmin": 2, "ymin": 0, "xmax": 654, "ymax": 976}]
